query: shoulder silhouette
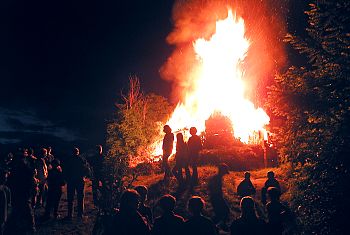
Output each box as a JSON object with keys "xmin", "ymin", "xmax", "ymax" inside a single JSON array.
[
  {"xmin": 105, "ymin": 189, "xmax": 150, "ymax": 235},
  {"xmin": 230, "ymin": 197, "xmax": 267, "ymax": 235},
  {"xmin": 152, "ymin": 194, "xmax": 184, "ymax": 235},
  {"xmin": 184, "ymin": 196, "xmax": 217, "ymax": 235},
  {"xmin": 237, "ymin": 172, "xmax": 256, "ymax": 197}
]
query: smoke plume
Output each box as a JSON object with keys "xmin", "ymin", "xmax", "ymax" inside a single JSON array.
[{"xmin": 160, "ymin": 0, "xmax": 288, "ymax": 105}]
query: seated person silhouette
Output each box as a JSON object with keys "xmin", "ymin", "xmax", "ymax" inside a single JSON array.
[
  {"xmin": 266, "ymin": 187, "xmax": 294, "ymax": 234},
  {"xmin": 105, "ymin": 189, "xmax": 150, "ymax": 235},
  {"xmin": 237, "ymin": 172, "xmax": 256, "ymax": 197},
  {"xmin": 151, "ymin": 194, "xmax": 184, "ymax": 235},
  {"xmin": 184, "ymin": 196, "xmax": 217, "ymax": 235},
  {"xmin": 261, "ymin": 171, "xmax": 281, "ymax": 205},
  {"xmin": 230, "ymin": 196, "xmax": 267, "ymax": 235},
  {"xmin": 135, "ymin": 185, "xmax": 153, "ymax": 225}
]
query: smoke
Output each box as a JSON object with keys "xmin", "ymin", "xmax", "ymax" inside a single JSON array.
[{"xmin": 160, "ymin": 0, "xmax": 288, "ymax": 105}]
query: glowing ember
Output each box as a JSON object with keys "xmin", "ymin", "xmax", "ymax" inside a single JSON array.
[{"xmin": 152, "ymin": 10, "xmax": 270, "ymax": 157}]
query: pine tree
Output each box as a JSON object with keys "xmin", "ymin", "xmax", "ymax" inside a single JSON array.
[{"xmin": 267, "ymin": 1, "xmax": 350, "ymax": 233}]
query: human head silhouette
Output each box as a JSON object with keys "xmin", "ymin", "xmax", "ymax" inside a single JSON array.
[
  {"xmin": 267, "ymin": 187, "xmax": 281, "ymax": 201},
  {"xmin": 120, "ymin": 189, "xmax": 140, "ymax": 211},
  {"xmin": 240, "ymin": 196, "xmax": 257, "ymax": 218},
  {"xmin": 23, "ymin": 148, "xmax": 29, "ymax": 157},
  {"xmin": 159, "ymin": 194, "xmax": 176, "ymax": 213},
  {"xmin": 73, "ymin": 147, "xmax": 80, "ymax": 156},
  {"xmin": 134, "ymin": 185, "xmax": 148, "ymax": 203},
  {"xmin": 163, "ymin": 125, "xmax": 172, "ymax": 134},
  {"xmin": 48, "ymin": 146, "xmax": 52, "ymax": 155},
  {"xmin": 96, "ymin": 145, "xmax": 103, "ymax": 155},
  {"xmin": 267, "ymin": 171, "xmax": 275, "ymax": 179},
  {"xmin": 176, "ymin": 133, "xmax": 184, "ymax": 142},
  {"xmin": 188, "ymin": 196, "xmax": 205, "ymax": 216},
  {"xmin": 244, "ymin": 171, "xmax": 251, "ymax": 180},
  {"xmin": 41, "ymin": 148, "xmax": 48, "ymax": 157},
  {"xmin": 189, "ymin": 127, "xmax": 197, "ymax": 136}
]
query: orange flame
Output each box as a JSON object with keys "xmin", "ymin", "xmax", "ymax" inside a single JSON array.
[{"xmin": 152, "ymin": 10, "xmax": 270, "ymax": 157}]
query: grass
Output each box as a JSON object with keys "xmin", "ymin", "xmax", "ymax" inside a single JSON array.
[
  {"xmin": 34, "ymin": 166, "xmax": 287, "ymax": 234},
  {"xmin": 34, "ymin": 181, "xmax": 97, "ymax": 235},
  {"xmin": 133, "ymin": 166, "xmax": 287, "ymax": 234}
]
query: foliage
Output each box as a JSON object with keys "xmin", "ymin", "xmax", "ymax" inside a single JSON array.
[
  {"xmin": 266, "ymin": 1, "xmax": 350, "ymax": 234},
  {"xmin": 200, "ymin": 145, "xmax": 264, "ymax": 170},
  {"xmin": 107, "ymin": 77, "xmax": 173, "ymax": 163},
  {"xmin": 102, "ymin": 77, "xmax": 173, "ymax": 209}
]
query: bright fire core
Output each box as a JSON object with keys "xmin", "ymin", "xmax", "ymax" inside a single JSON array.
[{"xmin": 153, "ymin": 10, "xmax": 270, "ymax": 157}]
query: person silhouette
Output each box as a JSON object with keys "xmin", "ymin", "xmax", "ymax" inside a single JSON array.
[
  {"xmin": 42, "ymin": 147, "xmax": 54, "ymax": 171},
  {"xmin": 151, "ymin": 194, "xmax": 184, "ymax": 235},
  {"xmin": 208, "ymin": 164, "xmax": 230, "ymax": 230},
  {"xmin": 187, "ymin": 127, "xmax": 202, "ymax": 185},
  {"xmin": 64, "ymin": 147, "xmax": 90, "ymax": 219},
  {"xmin": 135, "ymin": 185, "xmax": 153, "ymax": 225},
  {"xmin": 230, "ymin": 196, "xmax": 267, "ymax": 235},
  {"xmin": 6, "ymin": 149, "xmax": 37, "ymax": 233},
  {"xmin": 172, "ymin": 133, "xmax": 191, "ymax": 186},
  {"xmin": 43, "ymin": 159, "xmax": 65, "ymax": 220},
  {"xmin": 184, "ymin": 196, "xmax": 217, "ymax": 235},
  {"xmin": 237, "ymin": 172, "xmax": 256, "ymax": 197},
  {"xmin": 90, "ymin": 145, "xmax": 105, "ymax": 207},
  {"xmin": 46, "ymin": 147, "xmax": 55, "ymax": 164},
  {"xmin": 104, "ymin": 189, "xmax": 150, "ymax": 235},
  {"xmin": 261, "ymin": 171, "xmax": 281, "ymax": 205},
  {"xmin": 162, "ymin": 125, "xmax": 174, "ymax": 182},
  {"xmin": 34, "ymin": 149, "xmax": 48, "ymax": 208},
  {"xmin": 266, "ymin": 187, "xmax": 293, "ymax": 234}
]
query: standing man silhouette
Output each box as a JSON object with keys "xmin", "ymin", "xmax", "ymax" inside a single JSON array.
[
  {"xmin": 237, "ymin": 172, "xmax": 256, "ymax": 197},
  {"xmin": 208, "ymin": 164, "xmax": 230, "ymax": 230},
  {"xmin": 172, "ymin": 133, "xmax": 191, "ymax": 185},
  {"xmin": 90, "ymin": 145, "xmax": 105, "ymax": 207},
  {"xmin": 261, "ymin": 171, "xmax": 281, "ymax": 205},
  {"xmin": 64, "ymin": 147, "xmax": 90, "ymax": 219},
  {"xmin": 162, "ymin": 125, "xmax": 174, "ymax": 182},
  {"xmin": 188, "ymin": 127, "xmax": 202, "ymax": 185}
]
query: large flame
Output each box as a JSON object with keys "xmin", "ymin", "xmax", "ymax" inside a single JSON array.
[{"xmin": 152, "ymin": 10, "xmax": 270, "ymax": 157}]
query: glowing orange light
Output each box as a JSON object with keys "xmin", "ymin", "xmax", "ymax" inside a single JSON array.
[{"xmin": 151, "ymin": 10, "xmax": 270, "ymax": 157}]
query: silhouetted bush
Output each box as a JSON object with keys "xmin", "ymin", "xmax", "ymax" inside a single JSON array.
[
  {"xmin": 266, "ymin": 1, "xmax": 350, "ymax": 233},
  {"xmin": 199, "ymin": 145, "xmax": 264, "ymax": 171}
]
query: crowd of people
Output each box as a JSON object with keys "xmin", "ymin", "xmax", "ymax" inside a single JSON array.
[
  {"xmin": 0, "ymin": 145, "xmax": 105, "ymax": 234},
  {"xmin": 0, "ymin": 124, "xmax": 294, "ymax": 234},
  {"xmin": 99, "ymin": 167, "xmax": 292, "ymax": 235},
  {"xmin": 162, "ymin": 125, "xmax": 202, "ymax": 186},
  {"xmin": 96, "ymin": 124, "xmax": 293, "ymax": 235}
]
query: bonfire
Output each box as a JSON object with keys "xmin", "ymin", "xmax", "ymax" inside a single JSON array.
[{"xmin": 151, "ymin": 10, "xmax": 270, "ymax": 158}]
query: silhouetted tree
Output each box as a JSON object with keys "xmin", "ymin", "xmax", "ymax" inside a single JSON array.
[
  {"xmin": 103, "ymin": 77, "xmax": 173, "ymax": 209},
  {"xmin": 107, "ymin": 77, "xmax": 173, "ymax": 163},
  {"xmin": 267, "ymin": 1, "xmax": 350, "ymax": 233}
]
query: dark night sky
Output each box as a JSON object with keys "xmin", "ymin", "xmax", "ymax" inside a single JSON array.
[
  {"xmin": 0, "ymin": 0, "xmax": 308, "ymax": 154},
  {"xmin": 0, "ymin": 0, "xmax": 175, "ymax": 153}
]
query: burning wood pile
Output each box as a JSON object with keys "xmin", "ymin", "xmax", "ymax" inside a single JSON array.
[{"xmin": 150, "ymin": 9, "xmax": 273, "ymax": 158}]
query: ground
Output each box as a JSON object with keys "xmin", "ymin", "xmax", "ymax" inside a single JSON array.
[
  {"xmin": 34, "ymin": 181, "xmax": 97, "ymax": 235},
  {"xmin": 35, "ymin": 166, "xmax": 287, "ymax": 234}
]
